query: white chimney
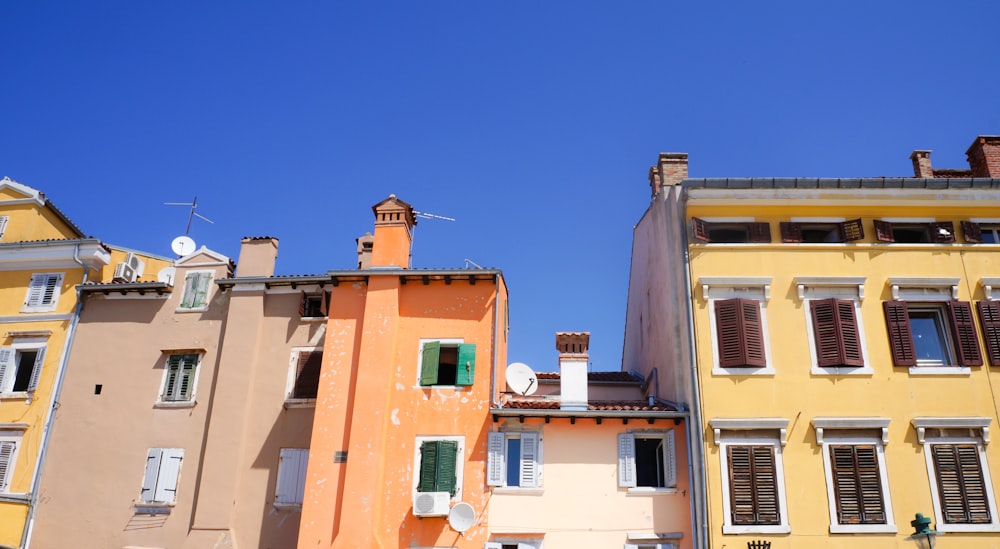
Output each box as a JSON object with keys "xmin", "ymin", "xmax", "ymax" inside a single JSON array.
[{"xmin": 556, "ymin": 332, "xmax": 589, "ymax": 411}]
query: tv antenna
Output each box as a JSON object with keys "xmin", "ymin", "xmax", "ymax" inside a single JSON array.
[
  {"xmin": 165, "ymin": 196, "xmax": 215, "ymax": 235},
  {"xmin": 413, "ymin": 210, "xmax": 455, "ymax": 222}
]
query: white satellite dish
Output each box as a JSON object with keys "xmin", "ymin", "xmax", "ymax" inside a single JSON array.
[
  {"xmin": 447, "ymin": 501, "xmax": 475, "ymax": 533},
  {"xmin": 171, "ymin": 235, "xmax": 196, "ymax": 257},
  {"xmin": 506, "ymin": 362, "xmax": 538, "ymax": 396},
  {"xmin": 157, "ymin": 267, "xmax": 176, "ymax": 285}
]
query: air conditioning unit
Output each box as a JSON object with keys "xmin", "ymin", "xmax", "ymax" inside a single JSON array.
[
  {"xmin": 412, "ymin": 491, "xmax": 450, "ymax": 517},
  {"xmin": 125, "ymin": 252, "xmax": 144, "ymax": 276},
  {"xmin": 113, "ymin": 262, "xmax": 137, "ymax": 283}
]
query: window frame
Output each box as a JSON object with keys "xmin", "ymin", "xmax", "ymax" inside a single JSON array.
[
  {"xmin": 0, "ymin": 216, "xmax": 9, "ymax": 240},
  {"xmin": 781, "ymin": 217, "xmax": 864, "ymax": 243},
  {"xmin": 797, "ymin": 278, "xmax": 871, "ymax": 375},
  {"xmin": 0, "ymin": 341, "xmax": 46, "ymax": 395},
  {"xmin": 712, "ymin": 419, "xmax": 790, "ymax": 535},
  {"xmin": 299, "ymin": 290, "xmax": 330, "ymax": 319},
  {"xmin": 692, "ymin": 217, "xmax": 771, "ymax": 244},
  {"xmin": 883, "ymin": 300, "xmax": 982, "ymax": 374},
  {"xmin": 814, "ymin": 425, "xmax": 896, "ymax": 533},
  {"xmin": 22, "ymin": 272, "xmax": 64, "ymax": 313},
  {"xmin": 416, "ymin": 338, "xmax": 476, "ymax": 387},
  {"xmin": 962, "ymin": 219, "xmax": 1000, "ymax": 244},
  {"xmin": 274, "ymin": 448, "xmax": 309, "ymax": 508},
  {"xmin": 156, "ymin": 353, "xmax": 201, "ymax": 406},
  {"xmin": 484, "ymin": 541, "xmax": 543, "ymax": 549},
  {"xmin": 413, "ymin": 435, "xmax": 464, "ymax": 501},
  {"xmin": 138, "ymin": 447, "xmax": 184, "ymax": 507},
  {"xmin": 0, "ymin": 430, "xmax": 22, "ymax": 494},
  {"xmin": 285, "ymin": 347, "xmax": 322, "ymax": 404},
  {"xmin": 701, "ymin": 278, "xmax": 774, "ymax": 376},
  {"xmin": 874, "ymin": 218, "xmax": 955, "ymax": 244},
  {"xmin": 178, "ymin": 270, "xmax": 213, "ymax": 311},
  {"xmin": 487, "ymin": 430, "xmax": 542, "ymax": 490},
  {"xmin": 618, "ymin": 430, "xmax": 678, "ymax": 492}
]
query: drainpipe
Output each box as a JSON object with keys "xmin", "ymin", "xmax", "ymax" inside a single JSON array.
[
  {"xmin": 21, "ymin": 244, "xmax": 90, "ymax": 549},
  {"xmin": 490, "ymin": 274, "xmax": 500, "ymax": 407}
]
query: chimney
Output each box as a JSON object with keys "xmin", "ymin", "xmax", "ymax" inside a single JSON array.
[
  {"xmin": 556, "ymin": 332, "xmax": 589, "ymax": 411},
  {"xmin": 356, "ymin": 232, "xmax": 374, "ymax": 269},
  {"xmin": 966, "ymin": 136, "xmax": 1000, "ymax": 178},
  {"xmin": 370, "ymin": 194, "xmax": 416, "ymax": 269},
  {"xmin": 649, "ymin": 153, "xmax": 688, "ymax": 198},
  {"xmin": 236, "ymin": 237, "xmax": 279, "ymax": 277},
  {"xmin": 910, "ymin": 150, "xmax": 934, "ymax": 178}
]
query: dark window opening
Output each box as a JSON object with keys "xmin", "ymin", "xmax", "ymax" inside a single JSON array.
[
  {"xmin": 13, "ymin": 350, "xmax": 37, "ymax": 392},
  {"xmin": 635, "ymin": 437, "xmax": 666, "ymax": 488},
  {"xmin": 693, "ymin": 218, "xmax": 771, "ymax": 243},
  {"xmin": 893, "ymin": 226, "xmax": 931, "ymax": 243},
  {"xmin": 875, "ymin": 220, "xmax": 954, "ymax": 243},
  {"xmin": 505, "ymin": 437, "xmax": 521, "ymax": 487},
  {"xmin": 436, "ymin": 346, "xmax": 458, "ymax": 385},
  {"xmin": 709, "ymin": 226, "xmax": 749, "ymax": 243},
  {"xmin": 291, "ymin": 351, "xmax": 322, "ymax": 399}
]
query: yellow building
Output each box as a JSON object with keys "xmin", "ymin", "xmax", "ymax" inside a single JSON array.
[
  {"xmin": 624, "ymin": 136, "xmax": 1000, "ymax": 548},
  {"xmin": 0, "ymin": 177, "xmax": 170, "ymax": 548}
]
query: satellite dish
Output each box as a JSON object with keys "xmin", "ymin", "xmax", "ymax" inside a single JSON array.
[
  {"xmin": 171, "ymin": 235, "xmax": 196, "ymax": 257},
  {"xmin": 447, "ymin": 501, "xmax": 475, "ymax": 533},
  {"xmin": 157, "ymin": 267, "xmax": 176, "ymax": 285},
  {"xmin": 506, "ymin": 362, "xmax": 537, "ymax": 396}
]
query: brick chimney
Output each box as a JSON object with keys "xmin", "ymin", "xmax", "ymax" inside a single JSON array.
[
  {"xmin": 966, "ymin": 136, "xmax": 1000, "ymax": 177},
  {"xmin": 356, "ymin": 232, "xmax": 373, "ymax": 269},
  {"xmin": 910, "ymin": 150, "xmax": 934, "ymax": 178},
  {"xmin": 649, "ymin": 153, "xmax": 688, "ymax": 198},
  {"xmin": 236, "ymin": 237, "xmax": 278, "ymax": 277},
  {"xmin": 370, "ymin": 195, "xmax": 416, "ymax": 268},
  {"xmin": 556, "ymin": 332, "xmax": 589, "ymax": 411}
]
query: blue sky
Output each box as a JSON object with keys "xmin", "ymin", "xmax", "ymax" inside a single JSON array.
[{"xmin": 2, "ymin": 2, "xmax": 998, "ymax": 372}]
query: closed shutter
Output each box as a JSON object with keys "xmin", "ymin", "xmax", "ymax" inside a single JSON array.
[
  {"xmin": 154, "ymin": 448, "xmax": 183, "ymax": 503},
  {"xmin": 140, "ymin": 449, "xmax": 163, "ymax": 502},
  {"xmin": 292, "ymin": 351, "xmax": 322, "ymax": 399},
  {"xmin": 455, "ymin": 343, "xmax": 476, "ymax": 386},
  {"xmin": 883, "ymin": 301, "xmax": 916, "ymax": 366},
  {"xmin": 947, "ymin": 301, "xmax": 983, "ymax": 366},
  {"xmin": 0, "ymin": 441, "xmax": 15, "ymax": 491},
  {"xmin": 663, "ymin": 430, "xmax": 677, "ymax": 488},
  {"xmin": 715, "ymin": 298, "xmax": 766, "ymax": 368},
  {"xmin": 728, "ymin": 445, "xmax": 780, "ymax": 525},
  {"xmin": 932, "ymin": 444, "xmax": 992, "ymax": 524},
  {"xmin": 830, "ymin": 445, "xmax": 885, "ymax": 525},
  {"xmin": 519, "ymin": 432, "xmax": 539, "ymax": 488},
  {"xmin": 194, "ymin": 273, "xmax": 211, "ymax": 307},
  {"xmin": 963, "ymin": 221, "xmax": 983, "ymax": 243},
  {"xmin": 779, "ymin": 222, "xmax": 802, "ymax": 243},
  {"xmin": 840, "ymin": 219, "xmax": 864, "ymax": 241},
  {"xmin": 176, "ymin": 355, "xmax": 196, "ymax": 400},
  {"xmin": 181, "ymin": 273, "xmax": 199, "ymax": 308},
  {"xmin": 748, "ymin": 222, "xmax": 771, "ymax": 243},
  {"xmin": 874, "ymin": 219, "xmax": 894, "ymax": 242},
  {"xmin": 692, "ymin": 218, "xmax": 710, "ymax": 242},
  {"xmin": 931, "ymin": 221, "xmax": 956, "ymax": 243},
  {"xmin": 162, "ymin": 356, "xmax": 180, "ymax": 400},
  {"xmin": 420, "ymin": 342, "xmax": 441, "ymax": 386},
  {"xmin": 275, "ymin": 448, "xmax": 309, "ymax": 504},
  {"xmin": 0, "ymin": 348, "xmax": 14, "ymax": 391},
  {"xmin": 486, "ymin": 432, "xmax": 505, "ymax": 486},
  {"xmin": 26, "ymin": 346, "xmax": 46, "ymax": 392},
  {"xmin": 811, "ymin": 298, "xmax": 864, "ymax": 368},
  {"xmin": 977, "ymin": 301, "xmax": 1000, "ymax": 366},
  {"xmin": 618, "ymin": 433, "xmax": 636, "ymax": 488},
  {"xmin": 418, "ymin": 441, "xmax": 438, "ymax": 492},
  {"xmin": 436, "ymin": 441, "xmax": 458, "ymax": 495}
]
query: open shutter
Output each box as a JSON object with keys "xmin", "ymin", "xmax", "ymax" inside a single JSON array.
[
  {"xmin": 140, "ymin": 449, "xmax": 163, "ymax": 502},
  {"xmin": 873, "ymin": 220, "xmax": 894, "ymax": 242},
  {"xmin": 883, "ymin": 301, "xmax": 916, "ymax": 366},
  {"xmin": 618, "ymin": 433, "xmax": 636, "ymax": 488},
  {"xmin": 840, "ymin": 219, "xmax": 864, "ymax": 241},
  {"xmin": 812, "ymin": 298, "xmax": 863, "ymax": 368},
  {"xmin": 977, "ymin": 301, "xmax": 1000, "ymax": 366},
  {"xmin": 0, "ymin": 441, "xmax": 15, "ymax": 491},
  {"xmin": 293, "ymin": 351, "xmax": 322, "ymax": 399},
  {"xmin": 948, "ymin": 301, "xmax": 983, "ymax": 366},
  {"xmin": 519, "ymin": 432, "xmax": 539, "ymax": 487},
  {"xmin": 420, "ymin": 342, "xmax": 441, "ymax": 386},
  {"xmin": 321, "ymin": 290, "xmax": 331, "ymax": 316},
  {"xmin": 779, "ymin": 222, "xmax": 802, "ymax": 243},
  {"xmin": 436, "ymin": 440, "xmax": 458, "ymax": 495},
  {"xmin": 418, "ymin": 441, "xmax": 438, "ymax": 492},
  {"xmin": 692, "ymin": 218, "xmax": 710, "ymax": 242},
  {"xmin": 298, "ymin": 291, "xmax": 307, "ymax": 316},
  {"xmin": 41, "ymin": 274, "xmax": 60, "ymax": 306},
  {"xmin": 963, "ymin": 221, "xmax": 983, "ymax": 243},
  {"xmin": 933, "ymin": 444, "xmax": 991, "ymax": 524},
  {"xmin": 748, "ymin": 222, "xmax": 772, "ymax": 243},
  {"xmin": 455, "ymin": 343, "xmax": 476, "ymax": 386},
  {"xmin": 0, "ymin": 216, "xmax": 8, "ymax": 238},
  {"xmin": 0, "ymin": 348, "xmax": 14, "ymax": 391},
  {"xmin": 663, "ymin": 430, "xmax": 677, "ymax": 488},
  {"xmin": 26, "ymin": 346, "xmax": 46, "ymax": 392},
  {"xmin": 931, "ymin": 221, "xmax": 957, "ymax": 243},
  {"xmin": 25, "ymin": 275, "xmax": 45, "ymax": 307},
  {"xmin": 276, "ymin": 448, "xmax": 308, "ymax": 504},
  {"xmin": 486, "ymin": 432, "xmax": 505, "ymax": 486},
  {"xmin": 154, "ymin": 448, "xmax": 183, "ymax": 503}
]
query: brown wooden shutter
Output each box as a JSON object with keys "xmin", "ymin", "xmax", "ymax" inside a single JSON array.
[
  {"xmin": 947, "ymin": 301, "xmax": 983, "ymax": 366},
  {"xmin": 873, "ymin": 219, "xmax": 894, "ymax": 242},
  {"xmin": 830, "ymin": 445, "xmax": 886, "ymax": 525},
  {"xmin": 292, "ymin": 351, "xmax": 322, "ymax": 398},
  {"xmin": 320, "ymin": 290, "xmax": 331, "ymax": 316},
  {"xmin": 298, "ymin": 291, "xmax": 307, "ymax": 317},
  {"xmin": 728, "ymin": 446, "xmax": 755, "ymax": 524},
  {"xmin": 932, "ymin": 444, "xmax": 992, "ymax": 524},
  {"xmin": 812, "ymin": 298, "xmax": 864, "ymax": 368},
  {"xmin": 963, "ymin": 221, "xmax": 984, "ymax": 243},
  {"xmin": 728, "ymin": 445, "xmax": 781, "ymax": 525},
  {"xmin": 748, "ymin": 222, "xmax": 772, "ymax": 243},
  {"xmin": 883, "ymin": 301, "xmax": 916, "ymax": 366},
  {"xmin": 715, "ymin": 298, "xmax": 766, "ymax": 368},
  {"xmin": 780, "ymin": 222, "xmax": 802, "ymax": 243},
  {"xmin": 931, "ymin": 221, "xmax": 957, "ymax": 243},
  {"xmin": 692, "ymin": 218, "xmax": 710, "ymax": 242},
  {"xmin": 977, "ymin": 301, "xmax": 1000, "ymax": 366},
  {"xmin": 840, "ymin": 219, "xmax": 864, "ymax": 242}
]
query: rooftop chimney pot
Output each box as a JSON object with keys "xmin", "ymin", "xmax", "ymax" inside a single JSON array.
[
  {"xmin": 556, "ymin": 332, "xmax": 589, "ymax": 411},
  {"xmin": 650, "ymin": 153, "xmax": 688, "ymax": 198},
  {"xmin": 910, "ymin": 150, "xmax": 934, "ymax": 178}
]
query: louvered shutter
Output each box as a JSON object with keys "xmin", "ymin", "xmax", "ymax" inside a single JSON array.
[
  {"xmin": 728, "ymin": 445, "xmax": 755, "ymax": 524},
  {"xmin": 140, "ymin": 449, "xmax": 163, "ymax": 502},
  {"xmin": 455, "ymin": 343, "xmax": 476, "ymax": 386},
  {"xmin": 883, "ymin": 301, "xmax": 916, "ymax": 366},
  {"xmin": 715, "ymin": 298, "xmax": 766, "ymax": 368},
  {"xmin": 977, "ymin": 301, "xmax": 1000, "ymax": 366},
  {"xmin": 162, "ymin": 356, "xmax": 180, "ymax": 400},
  {"xmin": 618, "ymin": 433, "xmax": 636, "ymax": 488},
  {"xmin": 418, "ymin": 441, "xmax": 437, "ymax": 492},
  {"xmin": 812, "ymin": 298, "xmax": 863, "ymax": 368},
  {"xmin": 486, "ymin": 432, "xmax": 505, "ymax": 486},
  {"xmin": 873, "ymin": 220, "xmax": 894, "ymax": 242},
  {"xmin": 728, "ymin": 445, "xmax": 780, "ymax": 525},
  {"xmin": 751, "ymin": 445, "xmax": 780, "ymax": 524},
  {"xmin": 0, "ymin": 441, "xmax": 15, "ymax": 491},
  {"xmin": 420, "ymin": 342, "xmax": 440, "ymax": 386},
  {"xmin": 932, "ymin": 444, "xmax": 992, "ymax": 524},
  {"xmin": 26, "ymin": 346, "xmax": 46, "ymax": 392},
  {"xmin": 25, "ymin": 275, "xmax": 46, "ymax": 307},
  {"xmin": 841, "ymin": 219, "xmax": 864, "ymax": 241},
  {"xmin": 181, "ymin": 273, "xmax": 199, "ymax": 308},
  {"xmin": 748, "ymin": 222, "xmax": 772, "ymax": 243},
  {"xmin": 436, "ymin": 441, "xmax": 458, "ymax": 495},
  {"xmin": 298, "ymin": 291, "xmax": 307, "ymax": 316},
  {"xmin": 963, "ymin": 221, "xmax": 983, "ymax": 243},
  {"xmin": 41, "ymin": 275, "xmax": 60, "ymax": 305},
  {"xmin": 321, "ymin": 290, "xmax": 331, "ymax": 316},
  {"xmin": 830, "ymin": 445, "xmax": 885, "ymax": 525},
  {"xmin": 177, "ymin": 355, "xmax": 196, "ymax": 400},
  {"xmin": 947, "ymin": 301, "xmax": 983, "ymax": 366},
  {"xmin": 194, "ymin": 273, "xmax": 210, "ymax": 307},
  {"xmin": 780, "ymin": 222, "xmax": 802, "ymax": 243},
  {"xmin": 0, "ymin": 216, "xmax": 8, "ymax": 239},
  {"xmin": 692, "ymin": 218, "xmax": 710, "ymax": 242},
  {"xmin": 663, "ymin": 430, "xmax": 677, "ymax": 488},
  {"xmin": 275, "ymin": 448, "xmax": 309, "ymax": 504},
  {"xmin": 931, "ymin": 221, "xmax": 956, "ymax": 243},
  {"xmin": 0, "ymin": 348, "xmax": 14, "ymax": 391},
  {"xmin": 155, "ymin": 448, "xmax": 183, "ymax": 503},
  {"xmin": 519, "ymin": 432, "xmax": 539, "ymax": 487},
  {"xmin": 293, "ymin": 351, "xmax": 322, "ymax": 398}
]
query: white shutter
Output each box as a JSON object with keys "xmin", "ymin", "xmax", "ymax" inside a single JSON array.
[
  {"xmin": 25, "ymin": 275, "xmax": 45, "ymax": 307},
  {"xmin": 276, "ymin": 448, "xmax": 309, "ymax": 504},
  {"xmin": 0, "ymin": 441, "xmax": 16, "ymax": 491},
  {"xmin": 484, "ymin": 543, "xmax": 502, "ymax": 549},
  {"xmin": 618, "ymin": 433, "xmax": 636, "ymax": 488},
  {"xmin": 486, "ymin": 432, "xmax": 505, "ymax": 486},
  {"xmin": 663, "ymin": 430, "xmax": 677, "ymax": 488},
  {"xmin": 0, "ymin": 216, "xmax": 9, "ymax": 238},
  {"xmin": 154, "ymin": 448, "xmax": 183, "ymax": 503},
  {"xmin": 623, "ymin": 545, "xmax": 640, "ymax": 549},
  {"xmin": 41, "ymin": 274, "xmax": 61, "ymax": 305},
  {"xmin": 0, "ymin": 348, "xmax": 14, "ymax": 391},
  {"xmin": 517, "ymin": 544, "xmax": 535, "ymax": 549},
  {"xmin": 519, "ymin": 432, "xmax": 539, "ymax": 488},
  {"xmin": 181, "ymin": 273, "xmax": 199, "ymax": 307},
  {"xmin": 140, "ymin": 449, "xmax": 163, "ymax": 502},
  {"xmin": 26, "ymin": 347, "xmax": 45, "ymax": 392}
]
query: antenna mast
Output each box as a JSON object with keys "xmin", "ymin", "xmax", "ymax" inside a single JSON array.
[{"xmin": 164, "ymin": 196, "xmax": 215, "ymax": 235}]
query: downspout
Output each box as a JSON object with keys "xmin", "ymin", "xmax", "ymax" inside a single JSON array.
[
  {"xmin": 21, "ymin": 244, "xmax": 90, "ymax": 549},
  {"xmin": 490, "ymin": 274, "xmax": 500, "ymax": 407}
]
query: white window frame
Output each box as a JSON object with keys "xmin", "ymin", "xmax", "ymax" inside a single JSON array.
[
  {"xmin": 138, "ymin": 447, "xmax": 183, "ymax": 507},
  {"xmin": 913, "ymin": 417, "xmax": 1000, "ymax": 533},
  {"xmin": 887, "ymin": 278, "xmax": 970, "ymax": 375},
  {"xmin": 712, "ymin": 419, "xmax": 790, "ymax": 535},
  {"xmin": 618, "ymin": 430, "xmax": 678, "ymax": 493},
  {"xmin": 624, "ymin": 544, "xmax": 676, "ymax": 549},
  {"xmin": 700, "ymin": 277, "xmax": 775, "ymax": 376},
  {"xmin": 969, "ymin": 218, "xmax": 1000, "ymax": 244},
  {"xmin": 155, "ymin": 353, "xmax": 201, "ymax": 407},
  {"xmin": 0, "ymin": 340, "xmax": 47, "ymax": 395},
  {"xmin": 285, "ymin": 347, "xmax": 322, "ymax": 406},
  {"xmin": 487, "ymin": 430, "xmax": 542, "ymax": 491},
  {"xmin": 274, "ymin": 448, "xmax": 308, "ymax": 509},
  {"xmin": 22, "ymin": 272, "xmax": 64, "ymax": 313},
  {"xmin": 177, "ymin": 270, "xmax": 213, "ymax": 311},
  {"xmin": 795, "ymin": 277, "xmax": 872, "ymax": 375},
  {"xmin": 0, "ymin": 430, "xmax": 22, "ymax": 493},
  {"xmin": 412, "ymin": 435, "xmax": 464, "ymax": 501},
  {"xmin": 485, "ymin": 540, "xmax": 543, "ymax": 549},
  {"xmin": 414, "ymin": 338, "xmax": 464, "ymax": 388}
]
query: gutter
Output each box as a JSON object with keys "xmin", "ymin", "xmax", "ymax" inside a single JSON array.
[{"xmin": 490, "ymin": 409, "xmax": 688, "ymax": 421}]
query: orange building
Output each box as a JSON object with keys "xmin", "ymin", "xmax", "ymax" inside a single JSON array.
[{"xmin": 299, "ymin": 195, "xmax": 509, "ymax": 548}]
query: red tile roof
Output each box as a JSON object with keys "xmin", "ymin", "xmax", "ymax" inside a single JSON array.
[{"xmin": 535, "ymin": 371, "xmax": 640, "ymax": 383}]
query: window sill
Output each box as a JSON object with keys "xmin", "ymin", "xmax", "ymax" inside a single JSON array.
[
  {"xmin": 154, "ymin": 400, "xmax": 196, "ymax": 409},
  {"xmin": 133, "ymin": 502, "xmax": 174, "ymax": 515},
  {"xmin": 175, "ymin": 306, "xmax": 208, "ymax": 313},
  {"xmin": 936, "ymin": 522, "xmax": 1000, "ymax": 533},
  {"xmin": 0, "ymin": 392, "xmax": 32, "ymax": 402},
  {"xmin": 0, "ymin": 492, "xmax": 30, "ymax": 503},
  {"xmin": 20, "ymin": 308, "xmax": 58, "ymax": 314},
  {"xmin": 283, "ymin": 398, "xmax": 316, "ymax": 409},
  {"xmin": 830, "ymin": 523, "xmax": 897, "ymax": 534},
  {"xmin": 907, "ymin": 366, "xmax": 971, "ymax": 376},
  {"xmin": 722, "ymin": 524, "xmax": 790, "ymax": 535},
  {"xmin": 414, "ymin": 385, "xmax": 472, "ymax": 390},
  {"xmin": 811, "ymin": 366, "xmax": 874, "ymax": 376},
  {"xmin": 272, "ymin": 502, "xmax": 303, "ymax": 511},
  {"xmin": 299, "ymin": 316, "xmax": 327, "ymax": 322},
  {"xmin": 626, "ymin": 487, "xmax": 680, "ymax": 496},
  {"xmin": 711, "ymin": 367, "xmax": 776, "ymax": 376},
  {"xmin": 491, "ymin": 487, "xmax": 543, "ymax": 495}
]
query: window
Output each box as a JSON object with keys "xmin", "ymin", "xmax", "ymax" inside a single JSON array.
[
  {"xmin": 715, "ymin": 298, "xmax": 767, "ymax": 369},
  {"xmin": 287, "ymin": 349, "xmax": 322, "ymax": 401},
  {"xmin": 0, "ymin": 345, "xmax": 45, "ymax": 393},
  {"xmin": 874, "ymin": 219, "xmax": 955, "ymax": 243},
  {"xmin": 485, "ymin": 542, "xmax": 541, "ymax": 549},
  {"xmin": 179, "ymin": 271, "xmax": 212, "ymax": 309},
  {"xmin": 275, "ymin": 448, "xmax": 308, "ymax": 507},
  {"xmin": 299, "ymin": 291, "xmax": 330, "ymax": 318},
  {"xmin": 618, "ymin": 431, "xmax": 677, "ymax": 490},
  {"xmin": 809, "ymin": 298, "xmax": 864, "ymax": 369},
  {"xmin": 419, "ymin": 340, "xmax": 476, "ymax": 386},
  {"xmin": 487, "ymin": 431, "xmax": 540, "ymax": 488},
  {"xmin": 883, "ymin": 301, "xmax": 982, "ymax": 369},
  {"xmin": 624, "ymin": 544, "xmax": 676, "ymax": 549},
  {"xmin": 977, "ymin": 301, "xmax": 1000, "ymax": 366},
  {"xmin": 159, "ymin": 354, "xmax": 199, "ymax": 403},
  {"xmin": 962, "ymin": 221, "xmax": 1000, "ymax": 243},
  {"xmin": 139, "ymin": 448, "xmax": 183, "ymax": 505},
  {"xmin": 414, "ymin": 436, "xmax": 464, "ymax": 499},
  {"xmin": 713, "ymin": 419, "xmax": 790, "ymax": 534},
  {"xmin": 0, "ymin": 431, "xmax": 21, "ymax": 493},
  {"xmin": 781, "ymin": 219, "xmax": 864, "ymax": 243},
  {"xmin": 693, "ymin": 218, "xmax": 770, "ymax": 243},
  {"xmin": 22, "ymin": 273, "xmax": 63, "ymax": 312},
  {"xmin": 0, "ymin": 216, "xmax": 8, "ymax": 240}
]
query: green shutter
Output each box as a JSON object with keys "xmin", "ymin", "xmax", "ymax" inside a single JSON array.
[
  {"xmin": 418, "ymin": 441, "xmax": 438, "ymax": 492},
  {"xmin": 435, "ymin": 440, "xmax": 458, "ymax": 495},
  {"xmin": 420, "ymin": 342, "xmax": 441, "ymax": 386},
  {"xmin": 454, "ymin": 344, "xmax": 476, "ymax": 386}
]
